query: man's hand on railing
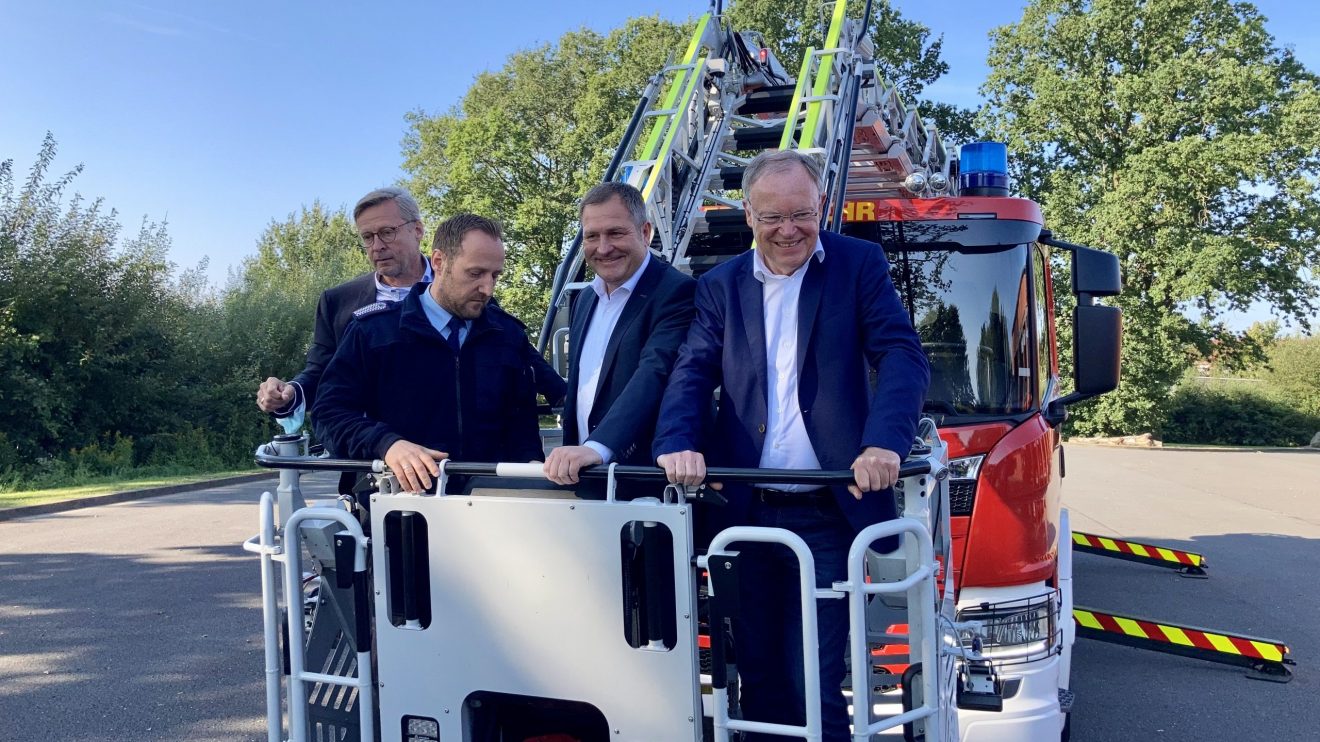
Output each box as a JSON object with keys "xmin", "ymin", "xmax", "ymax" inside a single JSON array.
[
  {"xmin": 384, "ymin": 440, "xmax": 448, "ymax": 492},
  {"xmin": 849, "ymin": 446, "xmax": 902, "ymax": 499}
]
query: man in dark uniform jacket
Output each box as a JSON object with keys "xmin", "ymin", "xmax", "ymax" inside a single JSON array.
[
  {"xmin": 256, "ymin": 187, "xmax": 564, "ymax": 425},
  {"xmin": 315, "ymin": 214, "xmax": 546, "ymax": 492}
]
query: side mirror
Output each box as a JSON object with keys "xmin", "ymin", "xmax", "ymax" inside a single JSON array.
[
  {"xmin": 1039, "ymin": 233, "xmax": 1124, "ymax": 421},
  {"xmin": 1072, "ymin": 244, "xmax": 1121, "ymax": 297},
  {"xmin": 1041, "ymin": 231, "xmax": 1122, "ymax": 298},
  {"xmin": 1069, "ymin": 303, "xmax": 1122, "ymax": 398}
]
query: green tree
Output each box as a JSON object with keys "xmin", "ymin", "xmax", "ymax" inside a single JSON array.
[
  {"xmin": 980, "ymin": 0, "xmax": 1320, "ymax": 435},
  {"xmin": 402, "ymin": 16, "xmax": 690, "ymax": 327},
  {"xmin": 1261, "ymin": 333, "xmax": 1320, "ymax": 417},
  {"xmin": 725, "ymin": 0, "xmax": 977, "ymax": 143},
  {"xmin": 0, "ymin": 134, "xmax": 193, "ymax": 466}
]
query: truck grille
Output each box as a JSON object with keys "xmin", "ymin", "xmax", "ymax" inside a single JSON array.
[{"xmin": 949, "ymin": 479, "xmax": 977, "ymax": 515}]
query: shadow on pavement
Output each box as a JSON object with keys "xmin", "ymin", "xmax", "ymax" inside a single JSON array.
[{"xmin": 0, "ymin": 545, "xmax": 268, "ymax": 741}]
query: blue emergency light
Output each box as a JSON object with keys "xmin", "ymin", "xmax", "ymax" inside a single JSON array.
[{"xmin": 959, "ymin": 141, "xmax": 1010, "ymax": 197}]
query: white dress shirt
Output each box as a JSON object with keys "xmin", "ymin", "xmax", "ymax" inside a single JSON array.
[
  {"xmin": 374, "ymin": 257, "xmax": 433, "ymax": 302},
  {"xmin": 754, "ymin": 241, "xmax": 826, "ymax": 490},
  {"xmin": 575, "ymin": 252, "xmax": 652, "ymax": 463}
]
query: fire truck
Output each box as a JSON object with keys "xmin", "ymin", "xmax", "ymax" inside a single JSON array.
[{"xmin": 248, "ymin": 2, "xmax": 1293, "ymax": 740}]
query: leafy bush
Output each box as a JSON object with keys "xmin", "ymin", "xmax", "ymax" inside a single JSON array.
[
  {"xmin": 1161, "ymin": 383, "xmax": 1320, "ymax": 447},
  {"xmin": 67, "ymin": 434, "xmax": 135, "ymax": 476}
]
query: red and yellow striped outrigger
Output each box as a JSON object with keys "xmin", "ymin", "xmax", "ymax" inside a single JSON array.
[
  {"xmin": 1071, "ymin": 531, "xmax": 1208, "ymax": 576},
  {"xmin": 1073, "ymin": 606, "xmax": 1293, "ymax": 682}
]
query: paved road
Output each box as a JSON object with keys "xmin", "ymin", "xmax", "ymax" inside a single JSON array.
[
  {"xmin": 0, "ymin": 472, "xmax": 311, "ymax": 742},
  {"xmin": 1, "ymin": 448, "xmax": 1316, "ymax": 741},
  {"xmin": 1064, "ymin": 446, "xmax": 1320, "ymax": 741}
]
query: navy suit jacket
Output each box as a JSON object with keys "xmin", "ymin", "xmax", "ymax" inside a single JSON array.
[
  {"xmin": 652, "ymin": 231, "xmax": 929, "ymax": 535},
  {"xmin": 564, "ymin": 257, "xmax": 696, "ymax": 465}
]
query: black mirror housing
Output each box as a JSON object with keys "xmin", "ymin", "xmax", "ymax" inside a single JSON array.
[
  {"xmin": 1072, "ymin": 245, "xmax": 1121, "ymax": 297},
  {"xmin": 1057, "ymin": 303, "xmax": 1122, "ymax": 410}
]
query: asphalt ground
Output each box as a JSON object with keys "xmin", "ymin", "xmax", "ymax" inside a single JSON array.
[
  {"xmin": 1065, "ymin": 446, "xmax": 1320, "ymax": 741},
  {"xmin": 0, "ymin": 448, "xmax": 1316, "ymax": 741}
]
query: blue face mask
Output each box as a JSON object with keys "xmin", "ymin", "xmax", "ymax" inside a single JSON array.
[{"xmin": 277, "ymin": 403, "xmax": 306, "ymax": 435}]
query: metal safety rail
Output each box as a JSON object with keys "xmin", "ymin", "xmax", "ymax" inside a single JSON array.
[
  {"xmin": 244, "ymin": 436, "xmax": 378, "ymax": 742},
  {"xmin": 251, "ymin": 443, "xmax": 969, "ymax": 741}
]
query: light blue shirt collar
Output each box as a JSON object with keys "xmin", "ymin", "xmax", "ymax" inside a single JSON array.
[{"xmin": 420, "ymin": 287, "xmax": 468, "ymax": 345}]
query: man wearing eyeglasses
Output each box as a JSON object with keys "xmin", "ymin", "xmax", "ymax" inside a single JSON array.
[
  {"xmin": 653, "ymin": 150, "xmax": 929, "ymax": 741},
  {"xmin": 255, "ymin": 186, "xmax": 432, "ymax": 422}
]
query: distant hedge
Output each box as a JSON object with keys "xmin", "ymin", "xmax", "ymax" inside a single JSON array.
[{"xmin": 1161, "ymin": 383, "xmax": 1320, "ymax": 447}]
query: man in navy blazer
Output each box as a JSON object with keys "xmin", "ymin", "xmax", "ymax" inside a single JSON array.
[
  {"xmin": 543, "ymin": 182, "xmax": 695, "ymax": 485},
  {"xmin": 653, "ymin": 151, "xmax": 929, "ymax": 741}
]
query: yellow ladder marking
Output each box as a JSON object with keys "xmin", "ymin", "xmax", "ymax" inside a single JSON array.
[
  {"xmin": 1251, "ymin": 641, "xmax": 1284, "ymax": 662},
  {"xmin": 1160, "ymin": 626, "xmax": 1195, "ymax": 647},
  {"xmin": 1073, "ymin": 610, "xmax": 1102, "ymax": 630}
]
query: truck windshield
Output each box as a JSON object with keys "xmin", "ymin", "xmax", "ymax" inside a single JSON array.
[{"xmin": 886, "ymin": 244, "xmax": 1035, "ymax": 416}]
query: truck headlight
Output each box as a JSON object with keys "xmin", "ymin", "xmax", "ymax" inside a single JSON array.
[
  {"xmin": 947, "ymin": 454, "xmax": 984, "ymax": 480},
  {"xmin": 957, "ymin": 592, "xmax": 1059, "ymax": 661}
]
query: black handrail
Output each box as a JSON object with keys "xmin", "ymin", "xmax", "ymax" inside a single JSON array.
[{"xmin": 254, "ymin": 449, "xmax": 933, "ymax": 484}]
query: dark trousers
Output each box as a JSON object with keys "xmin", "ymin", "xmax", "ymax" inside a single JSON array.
[{"xmin": 734, "ymin": 498, "xmax": 853, "ymax": 742}]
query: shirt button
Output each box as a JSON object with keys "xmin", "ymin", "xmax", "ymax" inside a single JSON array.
[{"xmin": 758, "ymin": 424, "xmax": 766, "ymax": 434}]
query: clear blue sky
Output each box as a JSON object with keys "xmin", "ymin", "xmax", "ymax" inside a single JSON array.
[{"xmin": 2, "ymin": 0, "xmax": 1316, "ymax": 325}]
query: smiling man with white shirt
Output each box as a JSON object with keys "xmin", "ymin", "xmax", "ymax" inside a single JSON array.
[
  {"xmin": 542, "ymin": 182, "xmax": 695, "ymax": 487},
  {"xmin": 652, "ymin": 150, "xmax": 929, "ymax": 742}
]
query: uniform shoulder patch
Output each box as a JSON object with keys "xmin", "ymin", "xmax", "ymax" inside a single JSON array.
[{"xmin": 352, "ymin": 301, "xmax": 390, "ymax": 318}]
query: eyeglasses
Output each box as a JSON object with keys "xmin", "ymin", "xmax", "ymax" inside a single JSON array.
[
  {"xmin": 749, "ymin": 209, "xmax": 819, "ymax": 227},
  {"xmin": 359, "ymin": 219, "xmax": 418, "ymax": 247}
]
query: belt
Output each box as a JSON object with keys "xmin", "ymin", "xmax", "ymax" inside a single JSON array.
[{"xmin": 755, "ymin": 487, "xmax": 832, "ymax": 506}]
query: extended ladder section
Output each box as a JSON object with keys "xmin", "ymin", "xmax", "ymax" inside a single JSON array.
[
  {"xmin": 542, "ymin": 0, "xmax": 959, "ymax": 308},
  {"xmin": 539, "ymin": 5, "xmax": 796, "ymax": 357}
]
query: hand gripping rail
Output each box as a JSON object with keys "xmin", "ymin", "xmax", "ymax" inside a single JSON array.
[{"xmin": 243, "ymin": 491, "xmax": 374, "ymax": 742}]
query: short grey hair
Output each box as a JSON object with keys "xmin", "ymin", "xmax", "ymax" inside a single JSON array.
[
  {"xmin": 580, "ymin": 181, "xmax": 648, "ymax": 231},
  {"xmin": 742, "ymin": 150, "xmax": 822, "ymax": 194},
  {"xmin": 353, "ymin": 186, "xmax": 422, "ymax": 224}
]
